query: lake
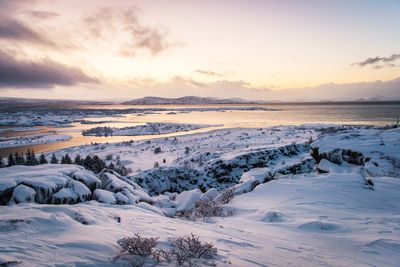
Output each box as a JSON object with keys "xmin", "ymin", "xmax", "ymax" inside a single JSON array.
[{"xmin": 1, "ymin": 102, "xmax": 399, "ymax": 157}]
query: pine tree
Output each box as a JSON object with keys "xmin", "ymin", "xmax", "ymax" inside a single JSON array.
[
  {"xmin": 60, "ymin": 155, "xmax": 66, "ymax": 164},
  {"xmin": 31, "ymin": 150, "xmax": 38, "ymax": 165},
  {"xmin": 50, "ymin": 154, "xmax": 58, "ymax": 164},
  {"xmin": 74, "ymin": 154, "xmax": 82, "ymax": 165},
  {"xmin": 39, "ymin": 154, "xmax": 48, "ymax": 164},
  {"xmin": 26, "ymin": 149, "xmax": 38, "ymax": 166},
  {"xmin": 64, "ymin": 154, "xmax": 72, "ymax": 164},
  {"xmin": 0, "ymin": 155, "xmax": 4, "ymax": 168},
  {"xmin": 14, "ymin": 152, "xmax": 25, "ymax": 165},
  {"xmin": 25, "ymin": 149, "xmax": 32, "ymax": 165},
  {"xmin": 8, "ymin": 153, "xmax": 15, "ymax": 167}
]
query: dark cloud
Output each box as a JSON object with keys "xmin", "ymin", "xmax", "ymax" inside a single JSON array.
[
  {"xmin": 0, "ymin": 17, "xmax": 54, "ymax": 46},
  {"xmin": 0, "ymin": 0, "xmax": 55, "ymax": 47},
  {"xmin": 194, "ymin": 69, "xmax": 224, "ymax": 77},
  {"xmin": 26, "ymin": 10, "xmax": 59, "ymax": 20},
  {"xmin": 0, "ymin": 50, "xmax": 98, "ymax": 89},
  {"xmin": 354, "ymin": 53, "xmax": 400, "ymax": 67},
  {"xmin": 84, "ymin": 7, "xmax": 174, "ymax": 57}
]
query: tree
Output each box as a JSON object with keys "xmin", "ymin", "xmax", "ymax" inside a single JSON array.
[
  {"xmin": 64, "ymin": 154, "xmax": 72, "ymax": 164},
  {"xmin": 0, "ymin": 155, "xmax": 3, "ymax": 168},
  {"xmin": 26, "ymin": 149, "xmax": 38, "ymax": 166},
  {"xmin": 60, "ymin": 155, "xmax": 66, "ymax": 164},
  {"xmin": 74, "ymin": 154, "xmax": 82, "ymax": 165},
  {"xmin": 50, "ymin": 154, "xmax": 59, "ymax": 164},
  {"xmin": 31, "ymin": 150, "xmax": 38, "ymax": 165},
  {"xmin": 8, "ymin": 153, "xmax": 15, "ymax": 167},
  {"xmin": 14, "ymin": 152, "xmax": 25, "ymax": 165},
  {"xmin": 39, "ymin": 154, "xmax": 48, "ymax": 164}
]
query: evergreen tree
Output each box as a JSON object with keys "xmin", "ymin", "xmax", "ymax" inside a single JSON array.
[
  {"xmin": 31, "ymin": 150, "xmax": 38, "ymax": 165},
  {"xmin": 25, "ymin": 149, "xmax": 32, "ymax": 165},
  {"xmin": 74, "ymin": 154, "xmax": 82, "ymax": 165},
  {"xmin": 8, "ymin": 153, "xmax": 15, "ymax": 167},
  {"xmin": 64, "ymin": 154, "xmax": 72, "ymax": 164},
  {"xmin": 25, "ymin": 149, "xmax": 38, "ymax": 165},
  {"xmin": 0, "ymin": 155, "xmax": 3, "ymax": 168},
  {"xmin": 14, "ymin": 152, "xmax": 25, "ymax": 165},
  {"xmin": 60, "ymin": 155, "xmax": 66, "ymax": 164},
  {"xmin": 83, "ymin": 155, "xmax": 94, "ymax": 170},
  {"xmin": 50, "ymin": 154, "xmax": 58, "ymax": 164},
  {"xmin": 39, "ymin": 154, "xmax": 48, "ymax": 164}
]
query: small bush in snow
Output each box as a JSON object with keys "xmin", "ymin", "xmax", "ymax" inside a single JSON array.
[
  {"xmin": 189, "ymin": 199, "xmax": 230, "ymax": 221},
  {"xmin": 116, "ymin": 233, "xmax": 222, "ymax": 266},
  {"xmin": 117, "ymin": 234, "xmax": 159, "ymax": 257},
  {"xmin": 219, "ymin": 188, "xmax": 234, "ymax": 204},
  {"xmin": 154, "ymin": 147, "xmax": 162, "ymax": 154},
  {"xmin": 171, "ymin": 233, "xmax": 218, "ymax": 266}
]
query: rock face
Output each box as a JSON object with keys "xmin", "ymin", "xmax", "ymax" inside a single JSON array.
[
  {"xmin": 10, "ymin": 184, "xmax": 36, "ymax": 204},
  {"xmin": 131, "ymin": 144, "xmax": 314, "ymax": 195},
  {"xmin": 0, "ymin": 165, "xmax": 151, "ymax": 206}
]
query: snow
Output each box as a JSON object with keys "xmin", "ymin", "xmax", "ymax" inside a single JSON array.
[
  {"xmin": 0, "ymin": 171, "xmax": 399, "ymax": 266},
  {"xmin": 10, "ymin": 184, "xmax": 36, "ymax": 204},
  {"xmin": 0, "ymin": 125, "xmax": 399, "ymax": 266},
  {"xmin": 175, "ymin": 189, "xmax": 202, "ymax": 212},
  {"xmin": 0, "ymin": 134, "xmax": 71, "ymax": 148},
  {"xmin": 82, "ymin": 122, "xmax": 218, "ymax": 136},
  {"xmin": 92, "ymin": 189, "xmax": 117, "ymax": 204}
]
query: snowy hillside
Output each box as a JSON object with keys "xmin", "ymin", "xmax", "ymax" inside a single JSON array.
[{"xmin": 0, "ymin": 125, "xmax": 399, "ymax": 266}]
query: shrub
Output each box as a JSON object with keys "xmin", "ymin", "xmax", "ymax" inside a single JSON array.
[
  {"xmin": 192, "ymin": 199, "xmax": 224, "ymax": 220},
  {"xmin": 117, "ymin": 234, "xmax": 159, "ymax": 257},
  {"xmin": 172, "ymin": 233, "xmax": 218, "ymax": 265},
  {"xmin": 219, "ymin": 188, "xmax": 234, "ymax": 204},
  {"xmin": 154, "ymin": 147, "xmax": 162, "ymax": 154},
  {"xmin": 116, "ymin": 233, "xmax": 221, "ymax": 266}
]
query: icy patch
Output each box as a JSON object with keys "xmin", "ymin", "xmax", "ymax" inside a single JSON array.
[
  {"xmin": 299, "ymin": 221, "xmax": 348, "ymax": 233},
  {"xmin": 260, "ymin": 211, "xmax": 289, "ymax": 223}
]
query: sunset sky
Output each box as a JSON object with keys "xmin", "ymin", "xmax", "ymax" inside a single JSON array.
[{"xmin": 0, "ymin": 0, "xmax": 399, "ymax": 101}]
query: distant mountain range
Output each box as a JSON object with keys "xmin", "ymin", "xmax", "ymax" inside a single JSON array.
[{"xmin": 122, "ymin": 96, "xmax": 264, "ymax": 105}]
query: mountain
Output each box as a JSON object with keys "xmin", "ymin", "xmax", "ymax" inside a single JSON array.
[{"xmin": 122, "ymin": 96, "xmax": 262, "ymax": 105}]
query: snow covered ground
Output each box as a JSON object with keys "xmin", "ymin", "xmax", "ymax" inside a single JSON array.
[
  {"xmin": 82, "ymin": 122, "xmax": 218, "ymax": 137},
  {"xmin": 0, "ymin": 125, "xmax": 399, "ymax": 266},
  {"xmin": 0, "ymin": 134, "xmax": 71, "ymax": 148}
]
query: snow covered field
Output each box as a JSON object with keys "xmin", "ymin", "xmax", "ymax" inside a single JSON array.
[
  {"xmin": 0, "ymin": 134, "xmax": 71, "ymax": 148},
  {"xmin": 0, "ymin": 125, "xmax": 399, "ymax": 266},
  {"xmin": 82, "ymin": 122, "xmax": 218, "ymax": 137}
]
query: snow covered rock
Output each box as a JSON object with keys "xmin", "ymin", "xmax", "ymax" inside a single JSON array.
[
  {"xmin": 200, "ymin": 188, "xmax": 219, "ymax": 202},
  {"xmin": 91, "ymin": 189, "xmax": 116, "ymax": 204},
  {"xmin": 175, "ymin": 189, "xmax": 202, "ymax": 212},
  {"xmin": 0, "ymin": 165, "xmax": 99, "ymax": 205},
  {"xmin": 51, "ymin": 180, "xmax": 91, "ymax": 204},
  {"xmin": 239, "ymin": 168, "xmax": 272, "ymax": 184},
  {"xmin": 71, "ymin": 170, "xmax": 101, "ymax": 191},
  {"xmin": 10, "ymin": 184, "xmax": 36, "ymax": 204},
  {"xmin": 317, "ymin": 159, "xmax": 347, "ymax": 173},
  {"xmin": 232, "ymin": 167, "xmax": 274, "ymax": 196}
]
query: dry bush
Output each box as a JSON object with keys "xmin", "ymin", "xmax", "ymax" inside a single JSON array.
[
  {"xmin": 171, "ymin": 233, "xmax": 218, "ymax": 266},
  {"xmin": 117, "ymin": 233, "xmax": 159, "ymax": 257},
  {"xmin": 219, "ymin": 188, "xmax": 234, "ymax": 204},
  {"xmin": 193, "ymin": 199, "xmax": 224, "ymax": 219},
  {"xmin": 116, "ymin": 233, "xmax": 221, "ymax": 266}
]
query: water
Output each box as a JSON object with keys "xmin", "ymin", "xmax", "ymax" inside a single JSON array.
[{"xmin": 1, "ymin": 103, "xmax": 399, "ymax": 157}]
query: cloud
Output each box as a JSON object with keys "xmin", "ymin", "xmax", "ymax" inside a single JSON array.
[
  {"xmin": 0, "ymin": 50, "xmax": 98, "ymax": 89},
  {"xmin": 84, "ymin": 6, "xmax": 175, "ymax": 57},
  {"xmin": 354, "ymin": 53, "xmax": 400, "ymax": 67},
  {"xmin": 0, "ymin": 0, "xmax": 55, "ymax": 47},
  {"xmin": 194, "ymin": 69, "xmax": 224, "ymax": 77},
  {"xmin": 0, "ymin": 17, "xmax": 55, "ymax": 47},
  {"xmin": 264, "ymin": 78, "xmax": 400, "ymax": 101},
  {"xmin": 25, "ymin": 10, "xmax": 59, "ymax": 20}
]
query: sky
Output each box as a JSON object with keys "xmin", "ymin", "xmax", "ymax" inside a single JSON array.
[{"xmin": 0, "ymin": 0, "xmax": 399, "ymax": 101}]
